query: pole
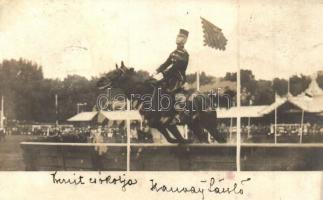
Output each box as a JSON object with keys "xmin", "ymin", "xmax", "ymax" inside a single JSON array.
[
  {"xmin": 247, "ymin": 117, "xmax": 250, "ymax": 139},
  {"xmin": 55, "ymin": 94, "xmax": 58, "ymax": 126},
  {"xmin": 287, "ymin": 77, "xmax": 290, "ymax": 96},
  {"xmin": 236, "ymin": 72, "xmax": 241, "ymax": 171},
  {"xmin": 196, "ymin": 71, "xmax": 200, "ymax": 91},
  {"xmin": 126, "ymin": 99, "xmax": 131, "ymax": 171},
  {"xmin": 217, "ymin": 88, "xmax": 220, "ymax": 109},
  {"xmin": 229, "ymin": 117, "xmax": 233, "ymax": 141},
  {"xmin": 224, "ymin": 96, "xmax": 230, "ymax": 109},
  {"xmin": 0, "ymin": 96, "xmax": 3, "ymax": 128},
  {"xmin": 236, "ymin": 0, "xmax": 241, "ymax": 171},
  {"xmin": 274, "ymin": 104, "xmax": 277, "ymax": 144},
  {"xmin": 300, "ymin": 109, "xmax": 304, "ymax": 143},
  {"xmin": 184, "ymin": 125, "xmax": 188, "ymax": 139},
  {"xmin": 224, "ymin": 95, "xmax": 232, "ymax": 142},
  {"xmin": 274, "ymin": 93, "xmax": 277, "ymax": 144}
]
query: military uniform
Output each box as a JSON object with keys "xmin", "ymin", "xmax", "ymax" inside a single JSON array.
[
  {"xmin": 152, "ymin": 29, "xmax": 189, "ymax": 125},
  {"xmin": 156, "ymin": 48, "xmax": 189, "ymax": 92}
]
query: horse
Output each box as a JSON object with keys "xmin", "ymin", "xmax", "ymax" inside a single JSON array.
[{"xmin": 97, "ymin": 61, "xmax": 226, "ymax": 144}]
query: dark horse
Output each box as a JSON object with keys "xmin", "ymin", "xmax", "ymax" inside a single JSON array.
[{"xmin": 97, "ymin": 61, "xmax": 226, "ymax": 144}]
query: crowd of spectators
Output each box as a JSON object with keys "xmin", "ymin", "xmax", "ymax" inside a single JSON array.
[
  {"xmin": 218, "ymin": 123, "xmax": 323, "ymax": 136},
  {"xmin": 5, "ymin": 122, "xmax": 153, "ymax": 143},
  {"xmin": 216, "ymin": 123, "xmax": 323, "ymax": 143},
  {"xmin": 3, "ymin": 122, "xmax": 323, "ymax": 143}
]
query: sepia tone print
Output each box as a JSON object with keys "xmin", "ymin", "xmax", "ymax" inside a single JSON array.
[{"xmin": 0, "ymin": 0, "xmax": 323, "ymax": 172}]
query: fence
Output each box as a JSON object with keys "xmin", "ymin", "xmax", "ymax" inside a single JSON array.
[{"xmin": 20, "ymin": 142, "xmax": 323, "ymax": 171}]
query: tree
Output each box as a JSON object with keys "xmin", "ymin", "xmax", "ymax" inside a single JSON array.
[
  {"xmin": 0, "ymin": 58, "xmax": 43, "ymax": 121},
  {"xmin": 199, "ymin": 71, "xmax": 214, "ymax": 85},
  {"xmin": 317, "ymin": 73, "xmax": 323, "ymax": 89},
  {"xmin": 224, "ymin": 72, "xmax": 236, "ymax": 81},
  {"xmin": 289, "ymin": 75, "xmax": 311, "ymax": 96},
  {"xmin": 186, "ymin": 73, "xmax": 196, "ymax": 84},
  {"xmin": 253, "ymin": 80, "xmax": 274, "ymax": 105},
  {"xmin": 59, "ymin": 75, "xmax": 97, "ymax": 120},
  {"xmin": 1, "ymin": 58, "xmax": 320, "ymax": 123},
  {"xmin": 273, "ymin": 78, "xmax": 288, "ymax": 96}
]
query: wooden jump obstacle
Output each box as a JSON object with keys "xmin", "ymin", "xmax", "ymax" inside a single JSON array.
[{"xmin": 20, "ymin": 142, "xmax": 323, "ymax": 171}]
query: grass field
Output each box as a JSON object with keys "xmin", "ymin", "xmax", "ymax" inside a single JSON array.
[{"xmin": 0, "ymin": 135, "xmax": 32, "ymax": 170}]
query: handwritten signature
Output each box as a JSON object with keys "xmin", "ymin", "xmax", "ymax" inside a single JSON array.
[
  {"xmin": 50, "ymin": 171, "xmax": 137, "ymax": 191},
  {"xmin": 150, "ymin": 177, "xmax": 251, "ymax": 200},
  {"xmin": 50, "ymin": 171, "xmax": 251, "ymax": 200}
]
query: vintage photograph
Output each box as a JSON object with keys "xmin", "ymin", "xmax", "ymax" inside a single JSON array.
[{"xmin": 0, "ymin": 0, "xmax": 323, "ymax": 172}]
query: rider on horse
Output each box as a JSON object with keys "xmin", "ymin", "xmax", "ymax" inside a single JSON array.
[
  {"xmin": 151, "ymin": 29, "xmax": 189, "ymax": 124},
  {"xmin": 153, "ymin": 29, "xmax": 189, "ymax": 93}
]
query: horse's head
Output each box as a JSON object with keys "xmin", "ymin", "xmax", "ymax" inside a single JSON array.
[{"xmin": 97, "ymin": 61, "xmax": 135, "ymax": 90}]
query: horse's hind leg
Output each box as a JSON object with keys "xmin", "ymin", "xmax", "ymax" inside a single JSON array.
[
  {"xmin": 205, "ymin": 125, "xmax": 226, "ymax": 143},
  {"xmin": 166, "ymin": 125, "xmax": 191, "ymax": 144},
  {"xmin": 200, "ymin": 112, "xmax": 226, "ymax": 143},
  {"xmin": 188, "ymin": 122, "xmax": 208, "ymax": 143},
  {"xmin": 201, "ymin": 117, "xmax": 226, "ymax": 143},
  {"xmin": 156, "ymin": 126, "xmax": 178, "ymax": 143}
]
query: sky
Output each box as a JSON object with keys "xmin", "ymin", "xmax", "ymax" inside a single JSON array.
[{"xmin": 0, "ymin": 0, "xmax": 322, "ymax": 80}]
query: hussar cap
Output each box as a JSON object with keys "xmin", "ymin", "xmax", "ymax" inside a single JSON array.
[{"xmin": 179, "ymin": 29, "xmax": 189, "ymax": 37}]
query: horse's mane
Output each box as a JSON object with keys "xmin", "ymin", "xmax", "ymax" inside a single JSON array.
[{"xmin": 129, "ymin": 69, "xmax": 153, "ymax": 84}]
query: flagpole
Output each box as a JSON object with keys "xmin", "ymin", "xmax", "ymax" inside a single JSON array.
[
  {"xmin": 0, "ymin": 96, "xmax": 3, "ymax": 128},
  {"xmin": 236, "ymin": 72, "xmax": 241, "ymax": 171},
  {"xmin": 236, "ymin": 0, "xmax": 241, "ymax": 172},
  {"xmin": 126, "ymin": 99, "xmax": 131, "ymax": 171},
  {"xmin": 55, "ymin": 94, "xmax": 58, "ymax": 126},
  {"xmin": 300, "ymin": 109, "xmax": 304, "ymax": 144},
  {"xmin": 196, "ymin": 71, "xmax": 200, "ymax": 91},
  {"xmin": 274, "ymin": 104, "xmax": 277, "ymax": 144},
  {"xmin": 200, "ymin": 15, "xmax": 232, "ymax": 159}
]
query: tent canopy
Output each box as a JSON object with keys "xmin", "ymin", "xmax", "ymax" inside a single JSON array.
[
  {"xmin": 99, "ymin": 110, "xmax": 142, "ymax": 121},
  {"xmin": 260, "ymin": 95, "xmax": 323, "ymax": 115},
  {"xmin": 67, "ymin": 112, "xmax": 98, "ymax": 122},
  {"xmin": 218, "ymin": 105, "xmax": 268, "ymax": 118},
  {"xmin": 68, "ymin": 110, "xmax": 142, "ymax": 123}
]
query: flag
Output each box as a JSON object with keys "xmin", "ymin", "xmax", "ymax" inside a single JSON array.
[{"xmin": 201, "ymin": 17, "xmax": 227, "ymax": 50}]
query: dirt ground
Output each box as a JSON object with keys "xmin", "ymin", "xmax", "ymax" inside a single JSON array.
[{"xmin": 0, "ymin": 135, "xmax": 32, "ymax": 170}]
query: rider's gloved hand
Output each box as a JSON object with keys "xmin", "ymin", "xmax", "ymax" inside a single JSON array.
[
  {"xmin": 151, "ymin": 71, "xmax": 157, "ymax": 77},
  {"xmin": 152, "ymin": 72, "xmax": 163, "ymax": 81}
]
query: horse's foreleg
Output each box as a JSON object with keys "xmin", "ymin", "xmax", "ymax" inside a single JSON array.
[
  {"xmin": 188, "ymin": 123, "xmax": 208, "ymax": 143},
  {"xmin": 166, "ymin": 125, "xmax": 191, "ymax": 144},
  {"xmin": 204, "ymin": 125, "xmax": 226, "ymax": 143},
  {"xmin": 156, "ymin": 126, "xmax": 178, "ymax": 143}
]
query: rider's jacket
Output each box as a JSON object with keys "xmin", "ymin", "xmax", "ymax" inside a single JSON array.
[{"xmin": 156, "ymin": 48, "xmax": 189, "ymax": 89}]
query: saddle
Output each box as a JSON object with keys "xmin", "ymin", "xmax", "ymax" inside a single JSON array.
[
  {"xmin": 145, "ymin": 77, "xmax": 190, "ymax": 125},
  {"xmin": 148, "ymin": 71, "xmax": 185, "ymax": 94}
]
